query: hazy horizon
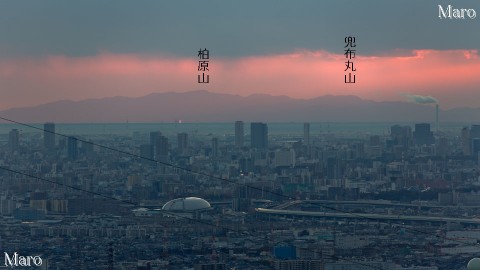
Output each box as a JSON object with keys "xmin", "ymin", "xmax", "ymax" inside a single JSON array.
[{"xmin": 2, "ymin": 89, "xmax": 480, "ymax": 111}]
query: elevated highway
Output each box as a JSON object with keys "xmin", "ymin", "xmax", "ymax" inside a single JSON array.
[{"xmin": 256, "ymin": 207, "xmax": 480, "ymax": 225}]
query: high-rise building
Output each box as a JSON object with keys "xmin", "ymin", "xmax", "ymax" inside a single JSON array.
[
  {"xmin": 472, "ymin": 138, "xmax": 480, "ymax": 156},
  {"xmin": 250, "ymin": 122, "xmax": 268, "ymax": 149},
  {"xmin": 156, "ymin": 136, "xmax": 169, "ymax": 158},
  {"xmin": 58, "ymin": 138, "xmax": 66, "ymax": 151},
  {"xmin": 235, "ymin": 121, "xmax": 244, "ymax": 148},
  {"xmin": 177, "ymin": 133, "xmax": 188, "ymax": 154},
  {"xmin": 150, "ymin": 131, "xmax": 161, "ymax": 144},
  {"xmin": 150, "ymin": 131, "xmax": 162, "ymax": 158},
  {"xmin": 471, "ymin": 125, "xmax": 480, "ymax": 139},
  {"xmin": 211, "ymin": 137, "xmax": 219, "ymax": 157},
  {"xmin": 461, "ymin": 127, "xmax": 471, "ymax": 156},
  {"xmin": 413, "ymin": 123, "xmax": 435, "ymax": 145},
  {"xmin": 463, "ymin": 125, "xmax": 480, "ymax": 156},
  {"xmin": 139, "ymin": 144, "xmax": 153, "ymax": 159},
  {"xmin": 470, "ymin": 125, "xmax": 480, "ymax": 152},
  {"xmin": 303, "ymin": 123, "xmax": 310, "ymax": 145},
  {"xmin": 368, "ymin": 135, "xmax": 382, "ymax": 157},
  {"xmin": 67, "ymin": 137, "xmax": 78, "ymax": 160},
  {"xmin": 44, "ymin": 122, "xmax": 55, "ymax": 150},
  {"xmin": 472, "ymin": 138, "xmax": 480, "ymax": 164},
  {"xmin": 391, "ymin": 125, "xmax": 412, "ymax": 147},
  {"xmin": 8, "ymin": 129, "xmax": 19, "ymax": 151}
]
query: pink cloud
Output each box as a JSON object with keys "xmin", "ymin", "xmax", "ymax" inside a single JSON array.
[{"xmin": 0, "ymin": 49, "xmax": 479, "ymax": 110}]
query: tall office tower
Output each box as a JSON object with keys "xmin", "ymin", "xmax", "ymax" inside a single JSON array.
[
  {"xmin": 303, "ymin": 123, "xmax": 310, "ymax": 145},
  {"xmin": 368, "ymin": 135, "xmax": 382, "ymax": 157},
  {"xmin": 413, "ymin": 123, "xmax": 435, "ymax": 145},
  {"xmin": 177, "ymin": 133, "xmax": 188, "ymax": 154},
  {"xmin": 139, "ymin": 144, "xmax": 153, "ymax": 159},
  {"xmin": 8, "ymin": 129, "xmax": 19, "ymax": 151},
  {"xmin": 67, "ymin": 137, "xmax": 78, "ymax": 160},
  {"xmin": 472, "ymin": 125, "xmax": 480, "ymax": 152},
  {"xmin": 472, "ymin": 138, "xmax": 480, "ymax": 156},
  {"xmin": 391, "ymin": 125, "xmax": 412, "ymax": 147},
  {"xmin": 211, "ymin": 137, "xmax": 219, "ymax": 157},
  {"xmin": 150, "ymin": 131, "xmax": 162, "ymax": 158},
  {"xmin": 471, "ymin": 125, "xmax": 480, "ymax": 138},
  {"xmin": 156, "ymin": 135, "xmax": 169, "ymax": 158},
  {"xmin": 235, "ymin": 121, "xmax": 244, "ymax": 148},
  {"xmin": 58, "ymin": 138, "xmax": 66, "ymax": 151},
  {"xmin": 470, "ymin": 125, "xmax": 480, "ymax": 154},
  {"xmin": 250, "ymin": 122, "xmax": 268, "ymax": 149},
  {"xmin": 44, "ymin": 122, "xmax": 56, "ymax": 150},
  {"xmin": 462, "ymin": 127, "xmax": 471, "ymax": 156}
]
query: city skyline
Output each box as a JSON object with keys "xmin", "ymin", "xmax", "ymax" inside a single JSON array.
[{"xmin": 2, "ymin": 118, "xmax": 480, "ymax": 269}]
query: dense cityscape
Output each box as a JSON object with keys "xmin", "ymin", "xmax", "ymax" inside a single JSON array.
[
  {"xmin": 1, "ymin": 1, "xmax": 479, "ymax": 269},
  {"xmin": 1, "ymin": 120, "xmax": 480, "ymax": 269}
]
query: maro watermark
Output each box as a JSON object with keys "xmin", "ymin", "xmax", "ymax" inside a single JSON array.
[
  {"xmin": 438, "ymin": 4, "xmax": 476, "ymax": 19},
  {"xmin": 4, "ymin": 252, "xmax": 43, "ymax": 267}
]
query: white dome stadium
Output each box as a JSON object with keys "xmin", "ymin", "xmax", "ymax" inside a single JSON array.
[
  {"xmin": 468, "ymin": 258, "xmax": 480, "ymax": 270},
  {"xmin": 161, "ymin": 197, "xmax": 211, "ymax": 212}
]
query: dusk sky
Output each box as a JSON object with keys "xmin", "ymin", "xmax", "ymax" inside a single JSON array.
[{"xmin": 1, "ymin": 1, "xmax": 479, "ymax": 110}]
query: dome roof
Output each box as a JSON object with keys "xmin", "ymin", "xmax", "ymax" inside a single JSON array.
[
  {"xmin": 468, "ymin": 258, "xmax": 480, "ymax": 270},
  {"xmin": 162, "ymin": 197, "xmax": 211, "ymax": 212}
]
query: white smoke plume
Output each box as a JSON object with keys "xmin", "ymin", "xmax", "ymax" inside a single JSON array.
[{"xmin": 405, "ymin": 94, "xmax": 438, "ymax": 104}]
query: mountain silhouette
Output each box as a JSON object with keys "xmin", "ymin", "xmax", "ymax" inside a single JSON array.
[{"xmin": 0, "ymin": 90, "xmax": 478, "ymax": 123}]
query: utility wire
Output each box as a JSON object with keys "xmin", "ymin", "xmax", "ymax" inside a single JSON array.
[
  {"xmin": 0, "ymin": 165, "xmax": 385, "ymax": 270},
  {"xmin": 1, "ymin": 116, "xmax": 477, "ymax": 265}
]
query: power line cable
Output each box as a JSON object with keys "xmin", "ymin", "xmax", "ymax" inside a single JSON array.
[
  {"xmin": 0, "ymin": 116, "xmax": 293, "ymax": 200},
  {"xmin": 1, "ymin": 116, "xmax": 477, "ymax": 248},
  {"xmin": 1, "ymin": 116, "xmax": 478, "ymax": 263},
  {"xmin": 0, "ymin": 165, "xmax": 385, "ymax": 270}
]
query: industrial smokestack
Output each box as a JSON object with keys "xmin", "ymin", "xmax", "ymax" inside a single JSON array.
[{"xmin": 404, "ymin": 94, "xmax": 440, "ymax": 131}]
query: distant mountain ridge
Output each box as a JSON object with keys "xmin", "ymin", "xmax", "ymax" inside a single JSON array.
[{"xmin": 0, "ymin": 90, "xmax": 479, "ymax": 123}]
